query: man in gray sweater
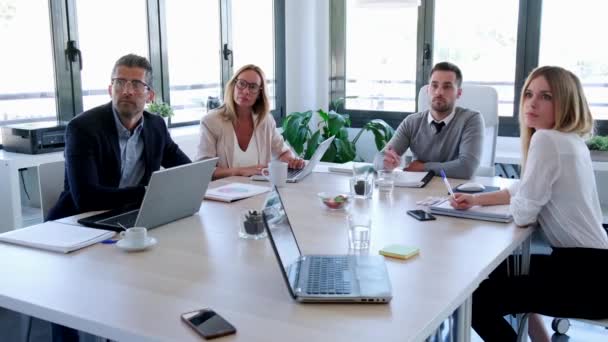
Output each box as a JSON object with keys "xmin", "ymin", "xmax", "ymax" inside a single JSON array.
[{"xmin": 376, "ymin": 62, "xmax": 484, "ymax": 179}]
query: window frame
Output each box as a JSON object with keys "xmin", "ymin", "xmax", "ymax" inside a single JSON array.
[
  {"xmin": 0, "ymin": 0, "xmax": 286, "ymax": 144},
  {"xmin": 329, "ymin": 0, "xmax": 608, "ymax": 136}
]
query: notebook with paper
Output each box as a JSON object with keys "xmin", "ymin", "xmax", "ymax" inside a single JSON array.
[
  {"xmin": 429, "ymin": 199, "xmax": 513, "ymax": 223},
  {"xmin": 393, "ymin": 170, "xmax": 435, "ymax": 188},
  {"xmin": 0, "ymin": 221, "xmax": 114, "ymax": 253},
  {"xmin": 262, "ymin": 187, "xmax": 392, "ymax": 303}
]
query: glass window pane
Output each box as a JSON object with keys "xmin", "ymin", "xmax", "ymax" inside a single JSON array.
[
  {"xmin": 539, "ymin": 0, "xmax": 608, "ymax": 120},
  {"xmin": 0, "ymin": 0, "xmax": 56, "ymax": 144},
  {"xmin": 76, "ymin": 0, "xmax": 148, "ymax": 111},
  {"xmin": 166, "ymin": 1, "xmax": 222, "ymax": 124},
  {"xmin": 434, "ymin": 0, "xmax": 519, "ymax": 117},
  {"xmin": 345, "ymin": 0, "xmax": 418, "ymax": 112},
  {"xmin": 232, "ymin": 0, "xmax": 276, "ymax": 109}
]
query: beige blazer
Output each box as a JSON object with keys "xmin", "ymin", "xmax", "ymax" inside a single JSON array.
[{"xmin": 196, "ymin": 109, "xmax": 290, "ymax": 168}]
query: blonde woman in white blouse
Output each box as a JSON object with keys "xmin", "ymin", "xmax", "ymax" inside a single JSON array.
[
  {"xmin": 196, "ymin": 64, "xmax": 304, "ymax": 180},
  {"xmin": 451, "ymin": 66, "xmax": 608, "ymax": 341}
]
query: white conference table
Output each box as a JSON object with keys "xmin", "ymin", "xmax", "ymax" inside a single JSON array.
[{"xmin": 0, "ymin": 171, "xmax": 532, "ymax": 341}]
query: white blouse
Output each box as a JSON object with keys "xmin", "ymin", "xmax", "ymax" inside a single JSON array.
[
  {"xmin": 508, "ymin": 129, "xmax": 608, "ymax": 249},
  {"xmin": 232, "ymin": 130, "xmax": 259, "ymax": 168}
]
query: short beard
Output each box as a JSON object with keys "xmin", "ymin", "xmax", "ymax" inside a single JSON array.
[{"xmin": 431, "ymin": 101, "xmax": 454, "ymax": 116}]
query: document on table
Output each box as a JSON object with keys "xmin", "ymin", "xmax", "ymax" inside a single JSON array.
[{"xmin": 0, "ymin": 221, "xmax": 115, "ymax": 253}]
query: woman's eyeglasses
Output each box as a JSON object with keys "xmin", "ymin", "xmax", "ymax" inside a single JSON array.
[{"xmin": 235, "ymin": 79, "xmax": 262, "ymax": 94}]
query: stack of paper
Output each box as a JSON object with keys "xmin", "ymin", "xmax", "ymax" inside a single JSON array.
[
  {"xmin": 327, "ymin": 162, "xmax": 373, "ymax": 174},
  {"xmin": 0, "ymin": 221, "xmax": 115, "ymax": 253},
  {"xmin": 393, "ymin": 170, "xmax": 434, "ymax": 188},
  {"xmin": 205, "ymin": 183, "xmax": 270, "ymax": 202},
  {"xmin": 430, "ymin": 199, "xmax": 513, "ymax": 223}
]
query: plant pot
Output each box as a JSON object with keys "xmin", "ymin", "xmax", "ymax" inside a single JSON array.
[{"xmin": 590, "ymin": 150, "xmax": 608, "ymax": 162}]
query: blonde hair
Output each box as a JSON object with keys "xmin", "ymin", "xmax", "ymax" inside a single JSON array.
[
  {"xmin": 519, "ymin": 66, "xmax": 594, "ymax": 169},
  {"xmin": 218, "ymin": 64, "xmax": 270, "ymax": 127}
]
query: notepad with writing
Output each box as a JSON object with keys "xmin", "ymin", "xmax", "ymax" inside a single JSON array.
[
  {"xmin": 393, "ymin": 170, "xmax": 435, "ymax": 188},
  {"xmin": 205, "ymin": 183, "xmax": 270, "ymax": 202},
  {"xmin": 379, "ymin": 244, "xmax": 420, "ymax": 260},
  {"xmin": 0, "ymin": 221, "xmax": 115, "ymax": 253},
  {"xmin": 429, "ymin": 199, "xmax": 513, "ymax": 223}
]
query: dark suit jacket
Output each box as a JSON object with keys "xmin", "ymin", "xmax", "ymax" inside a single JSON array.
[{"xmin": 47, "ymin": 102, "xmax": 191, "ymax": 220}]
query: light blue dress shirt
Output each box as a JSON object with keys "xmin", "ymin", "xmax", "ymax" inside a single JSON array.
[{"xmin": 112, "ymin": 108, "xmax": 145, "ymax": 188}]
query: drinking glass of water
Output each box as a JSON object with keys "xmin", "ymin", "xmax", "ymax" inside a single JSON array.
[
  {"xmin": 376, "ymin": 170, "xmax": 394, "ymax": 193},
  {"xmin": 347, "ymin": 213, "xmax": 371, "ymax": 250}
]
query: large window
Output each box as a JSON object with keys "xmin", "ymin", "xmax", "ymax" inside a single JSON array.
[
  {"xmin": 232, "ymin": 0, "xmax": 276, "ymax": 109},
  {"xmin": 434, "ymin": 0, "xmax": 519, "ymax": 117},
  {"xmin": 0, "ymin": 0, "xmax": 56, "ymax": 144},
  {"xmin": 344, "ymin": 0, "xmax": 419, "ymax": 112},
  {"xmin": 165, "ymin": 1, "xmax": 222, "ymax": 124},
  {"xmin": 539, "ymin": 0, "xmax": 608, "ymax": 120},
  {"xmin": 76, "ymin": 0, "xmax": 149, "ymax": 111},
  {"xmin": 331, "ymin": 0, "xmax": 608, "ymax": 135},
  {"xmin": 0, "ymin": 0, "xmax": 285, "ymax": 146}
]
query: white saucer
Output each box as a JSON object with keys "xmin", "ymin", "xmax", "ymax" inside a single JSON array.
[{"xmin": 116, "ymin": 237, "xmax": 157, "ymax": 252}]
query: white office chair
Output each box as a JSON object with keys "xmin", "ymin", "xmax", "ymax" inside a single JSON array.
[
  {"xmin": 37, "ymin": 160, "xmax": 65, "ymax": 221},
  {"xmin": 417, "ymin": 85, "xmax": 499, "ymax": 177}
]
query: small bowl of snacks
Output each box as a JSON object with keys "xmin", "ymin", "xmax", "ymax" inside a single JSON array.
[{"xmin": 318, "ymin": 192, "xmax": 350, "ymax": 210}]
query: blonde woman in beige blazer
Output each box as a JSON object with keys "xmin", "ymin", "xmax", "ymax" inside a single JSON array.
[{"xmin": 196, "ymin": 64, "xmax": 304, "ymax": 179}]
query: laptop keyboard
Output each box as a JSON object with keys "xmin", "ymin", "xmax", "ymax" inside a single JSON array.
[
  {"xmin": 306, "ymin": 256, "xmax": 352, "ymax": 295},
  {"xmin": 98, "ymin": 210, "xmax": 139, "ymax": 228},
  {"xmin": 287, "ymin": 168, "xmax": 304, "ymax": 179}
]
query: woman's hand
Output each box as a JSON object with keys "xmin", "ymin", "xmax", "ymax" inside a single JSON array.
[
  {"xmin": 236, "ymin": 165, "xmax": 266, "ymax": 177},
  {"xmin": 286, "ymin": 157, "xmax": 305, "ymax": 169},
  {"xmin": 449, "ymin": 193, "xmax": 477, "ymax": 210}
]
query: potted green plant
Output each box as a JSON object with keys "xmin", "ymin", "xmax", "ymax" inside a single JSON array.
[
  {"xmin": 146, "ymin": 100, "xmax": 174, "ymax": 124},
  {"xmin": 586, "ymin": 135, "xmax": 608, "ymax": 162},
  {"xmin": 281, "ymin": 98, "xmax": 394, "ymax": 163}
]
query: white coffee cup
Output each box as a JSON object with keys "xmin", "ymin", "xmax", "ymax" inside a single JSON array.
[
  {"xmin": 261, "ymin": 161, "xmax": 288, "ymax": 187},
  {"xmin": 119, "ymin": 227, "xmax": 148, "ymax": 248}
]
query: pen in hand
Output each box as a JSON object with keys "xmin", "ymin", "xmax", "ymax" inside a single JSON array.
[{"xmin": 440, "ymin": 169, "xmax": 456, "ymax": 200}]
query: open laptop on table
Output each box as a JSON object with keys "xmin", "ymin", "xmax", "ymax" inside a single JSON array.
[
  {"xmin": 262, "ymin": 186, "xmax": 392, "ymax": 303},
  {"xmin": 252, "ymin": 136, "xmax": 335, "ymax": 183},
  {"xmin": 78, "ymin": 158, "xmax": 218, "ymax": 232}
]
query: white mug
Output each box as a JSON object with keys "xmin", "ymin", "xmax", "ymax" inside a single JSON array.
[
  {"xmin": 261, "ymin": 161, "xmax": 288, "ymax": 187},
  {"xmin": 119, "ymin": 227, "xmax": 148, "ymax": 248}
]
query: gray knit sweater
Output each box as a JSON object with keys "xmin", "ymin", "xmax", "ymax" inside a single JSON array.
[{"xmin": 375, "ymin": 107, "xmax": 484, "ymax": 179}]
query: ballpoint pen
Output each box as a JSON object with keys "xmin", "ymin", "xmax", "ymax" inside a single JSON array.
[{"xmin": 440, "ymin": 169, "xmax": 456, "ymax": 200}]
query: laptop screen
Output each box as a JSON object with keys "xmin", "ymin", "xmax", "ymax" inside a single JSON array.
[{"xmin": 262, "ymin": 188, "xmax": 302, "ymax": 288}]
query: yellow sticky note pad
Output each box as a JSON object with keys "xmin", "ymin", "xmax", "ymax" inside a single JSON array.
[{"xmin": 379, "ymin": 244, "xmax": 420, "ymax": 260}]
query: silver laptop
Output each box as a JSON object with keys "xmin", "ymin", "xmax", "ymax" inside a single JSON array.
[
  {"xmin": 252, "ymin": 136, "xmax": 335, "ymax": 183},
  {"xmin": 262, "ymin": 187, "xmax": 392, "ymax": 303},
  {"xmin": 78, "ymin": 158, "xmax": 218, "ymax": 231}
]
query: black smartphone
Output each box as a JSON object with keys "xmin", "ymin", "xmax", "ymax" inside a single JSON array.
[
  {"xmin": 181, "ymin": 308, "xmax": 236, "ymax": 339},
  {"xmin": 407, "ymin": 209, "xmax": 436, "ymax": 221}
]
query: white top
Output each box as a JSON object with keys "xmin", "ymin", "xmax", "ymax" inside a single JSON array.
[
  {"xmin": 232, "ymin": 130, "xmax": 259, "ymax": 167},
  {"xmin": 508, "ymin": 129, "xmax": 608, "ymax": 249}
]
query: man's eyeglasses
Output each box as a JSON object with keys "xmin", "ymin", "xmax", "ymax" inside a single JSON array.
[
  {"xmin": 112, "ymin": 78, "xmax": 150, "ymax": 93},
  {"xmin": 234, "ymin": 79, "xmax": 262, "ymax": 94}
]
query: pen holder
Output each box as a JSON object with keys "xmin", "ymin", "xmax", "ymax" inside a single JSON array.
[{"xmin": 239, "ymin": 210, "xmax": 267, "ymax": 240}]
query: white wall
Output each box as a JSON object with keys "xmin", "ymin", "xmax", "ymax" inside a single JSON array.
[{"xmin": 285, "ymin": 0, "xmax": 329, "ymax": 114}]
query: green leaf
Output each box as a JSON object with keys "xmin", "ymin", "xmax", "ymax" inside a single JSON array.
[
  {"xmin": 333, "ymin": 138, "xmax": 356, "ymax": 163},
  {"xmin": 321, "ymin": 143, "xmax": 338, "ymax": 162},
  {"xmin": 360, "ymin": 119, "xmax": 395, "ymax": 150},
  {"xmin": 304, "ymin": 131, "xmax": 323, "ymax": 160},
  {"xmin": 326, "ymin": 111, "xmax": 350, "ymax": 136},
  {"xmin": 282, "ymin": 111, "xmax": 313, "ymax": 155}
]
